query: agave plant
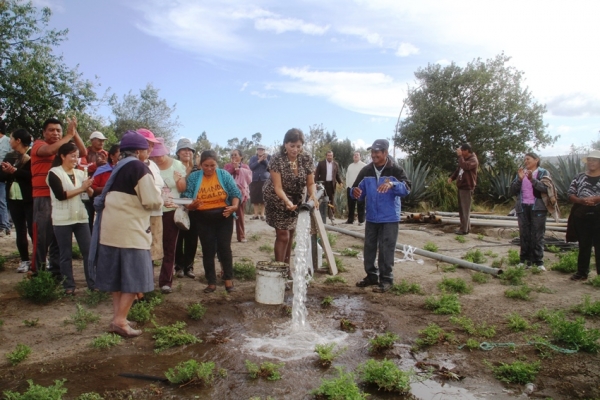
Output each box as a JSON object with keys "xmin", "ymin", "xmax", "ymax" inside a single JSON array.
[
  {"xmin": 480, "ymin": 166, "xmax": 514, "ymax": 204},
  {"xmin": 398, "ymin": 157, "xmax": 432, "ymax": 207},
  {"xmin": 425, "ymin": 173, "xmax": 458, "ymax": 211},
  {"xmin": 542, "ymin": 155, "xmax": 584, "ymax": 202}
]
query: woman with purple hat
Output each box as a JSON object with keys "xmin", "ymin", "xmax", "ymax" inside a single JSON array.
[{"xmin": 149, "ymin": 137, "xmax": 186, "ymax": 293}]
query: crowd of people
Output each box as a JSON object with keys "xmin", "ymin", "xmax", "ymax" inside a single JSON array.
[{"xmin": 0, "ymin": 118, "xmax": 599, "ymax": 337}]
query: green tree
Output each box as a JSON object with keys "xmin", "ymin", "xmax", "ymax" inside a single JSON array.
[
  {"xmin": 195, "ymin": 131, "xmax": 211, "ymax": 153},
  {"xmin": 395, "ymin": 53, "xmax": 554, "ymax": 172},
  {"xmin": 109, "ymin": 83, "xmax": 180, "ymax": 145},
  {"xmin": 329, "ymin": 138, "xmax": 356, "ymax": 172},
  {"xmin": 0, "ymin": 0, "xmax": 99, "ymax": 137}
]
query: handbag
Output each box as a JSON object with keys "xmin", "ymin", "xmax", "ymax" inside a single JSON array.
[{"xmin": 174, "ymin": 206, "xmax": 190, "ymax": 230}]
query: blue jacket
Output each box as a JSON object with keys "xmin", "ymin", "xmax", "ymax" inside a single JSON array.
[
  {"xmin": 353, "ymin": 157, "xmax": 410, "ymax": 223},
  {"xmin": 182, "ymin": 169, "xmax": 241, "ymax": 206}
]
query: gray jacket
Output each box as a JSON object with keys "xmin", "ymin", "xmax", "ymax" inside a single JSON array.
[{"xmin": 510, "ymin": 167, "xmax": 549, "ymax": 213}]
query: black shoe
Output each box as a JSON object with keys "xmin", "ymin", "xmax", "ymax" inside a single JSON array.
[
  {"xmin": 454, "ymin": 229, "xmax": 468, "ymax": 235},
  {"xmin": 356, "ymin": 277, "xmax": 378, "ymax": 287},
  {"xmin": 344, "ymin": 221, "xmax": 354, "ymax": 224},
  {"xmin": 570, "ymin": 274, "xmax": 588, "ymax": 281},
  {"xmin": 373, "ymin": 282, "xmax": 393, "ymax": 293}
]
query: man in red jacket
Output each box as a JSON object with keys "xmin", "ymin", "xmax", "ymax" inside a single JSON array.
[{"xmin": 448, "ymin": 143, "xmax": 479, "ymax": 235}]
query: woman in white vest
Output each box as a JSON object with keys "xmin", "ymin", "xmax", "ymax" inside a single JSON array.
[{"xmin": 46, "ymin": 142, "xmax": 94, "ymax": 295}]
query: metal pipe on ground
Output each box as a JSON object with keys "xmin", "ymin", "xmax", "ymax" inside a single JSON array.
[
  {"xmin": 441, "ymin": 217, "xmax": 567, "ymax": 232},
  {"xmin": 434, "ymin": 211, "xmax": 568, "ymax": 224},
  {"xmin": 324, "ymin": 225, "xmax": 502, "ymax": 276}
]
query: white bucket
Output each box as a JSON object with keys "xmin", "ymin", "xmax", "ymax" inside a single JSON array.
[{"xmin": 255, "ymin": 261, "xmax": 288, "ymax": 305}]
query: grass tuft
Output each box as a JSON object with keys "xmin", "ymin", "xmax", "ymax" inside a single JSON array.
[
  {"xmin": 233, "ymin": 261, "xmax": 256, "ymax": 280},
  {"xmin": 463, "ymin": 249, "xmax": 487, "ymax": 264},
  {"xmin": 486, "ymin": 360, "xmax": 540, "ymax": 384},
  {"xmin": 258, "ymin": 244, "xmax": 274, "ymax": 253},
  {"xmin": 321, "ymin": 296, "xmax": 334, "ymax": 307},
  {"xmin": 314, "ymin": 343, "xmax": 346, "ymax": 367},
  {"xmin": 574, "ymin": 295, "xmax": 600, "ymax": 317},
  {"xmin": 81, "ymin": 289, "xmax": 110, "ymax": 307},
  {"xmin": 423, "ymin": 242, "xmax": 438, "ymax": 252},
  {"xmin": 472, "ymin": 272, "xmax": 490, "ymax": 284},
  {"xmin": 165, "ymin": 360, "xmax": 215, "ymax": 386},
  {"xmin": 504, "ymin": 285, "xmax": 532, "ymax": 300},
  {"xmin": 91, "ymin": 333, "xmax": 123, "ymax": 349},
  {"xmin": 2, "ymin": 379, "xmax": 67, "ymax": 398},
  {"xmin": 324, "ymin": 276, "xmax": 346, "ymax": 285},
  {"xmin": 6, "ymin": 343, "xmax": 31, "ymax": 366},
  {"xmin": 187, "ymin": 303, "xmax": 207, "ymax": 320},
  {"xmin": 311, "ymin": 367, "xmax": 367, "ymax": 399},
  {"xmin": 507, "ymin": 249, "xmax": 520, "ymax": 266},
  {"xmin": 500, "ymin": 265, "xmax": 527, "ymax": 286},
  {"xmin": 438, "ymin": 277, "xmax": 472, "ymax": 294},
  {"xmin": 454, "ymin": 235, "xmax": 466, "ymax": 244},
  {"xmin": 369, "ymin": 332, "xmax": 399, "ymax": 353},
  {"xmin": 65, "ymin": 303, "xmax": 100, "ymax": 331},
  {"xmin": 506, "ymin": 313, "xmax": 531, "ymax": 332},
  {"xmin": 16, "ymin": 270, "xmax": 63, "ymax": 304},
  {"xmin": 340, "ymin": 248, "xmax": 360, "ymax": 257},
  {"xmin": 245, "ymin": 360, "xmax": 284, "ymax": 381},
  {"xmin": 358, "ymin": 358, "xmax": 411, "ymax": 393},
  {"xmin": 148, "ymin": 321, "xmax": 200, "ymax": 353},
  {"xmin": 415, "ymin": 323, "xmax": 456, "ymax": 348},
  {"xmin": 425, "ymin": 293, "xmax": 461, "ymax": 315},
  {"xmin": 390, "ymin": 280, "xmax": 424, "ymax": 295},
  {"xmin": 550, "ymin": 250, "xmax": 579, "ymax": 273}
]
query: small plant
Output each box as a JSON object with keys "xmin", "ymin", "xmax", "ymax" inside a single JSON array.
[
  {"xmin": 76, "ymin": 393, "xmax": 104, "ymax": 400},
  {"xmin": 65, "ymin": 304, "xmax": 100, "ymax": 331},
  {"xmin": 500, "ymin": 265, "xmax": 527, "ymax": 285},
  {"xmin": 506, "ymin": 313, "xmax": 530, "ymax": 332},
  {"xmin": 369, "ymin": 332, "xmax": 399, "ymax": 353},
  {"xmin": 586, "ymin": 275, "xmax": 600, "ymax": 288},
  {"xmin": 455, "ymin": 235, "xmax": 466, "ymax": 244},
  {"xmin": 415, "ymin": 323, "xmax": 456, "ymax": 348},
  {"xmin": 358, "ymin": 358, "xmax": 410, "ymax": 393},
  {"xmin": 491, "ymin": 257, "xmax": 505, "ymax": 269},
  {"xmin": 507, "ymin": 249, "xmax": 520, "ymax": 266},
  {"xmin": 351, "ymin": 244, "xmax": 364, "ymax": 250},
  {"xmin": 510, "ymin": 231, "xmax": 520, "ymax": 239},
  {"xmin": 471, "ymin": 272, "xmax": 490, "ymax": 284},
  {"xmin": 463, "ymin": 249, "xmax": 486, "ymax": 264},
  {"xmin": 550, "ymin": 250, "xmax": 578, "ymax": 273},
  {"xmin": 72, "ymin": 244, "xmax": 82, "ymax": 259},
  {"xmin": 450, "ymin": 316, "xmax": 496, "ymax": 338},
  {"xmin": 311, "ymin": 367, "xmax": 368, "ymax": 399},
  {"xmin": 391, "ymin": 280, "xmax": 424, "ymax": 295},
  {"xmin": 326, "ymin": 233, "xmax": 337, "ymax": 247},
  {"xmin": 504, "ymin": 285, "xmax": 532, "ymax": 300},
  {"xmin": 532, "ymin": 284, "xmax": 554, "ymax": 294},
  {"xmin": 2, "ymin": 379, "xmax": 67, "ymax": 398},
  {"xmin": 438, "ymin": 277, "xmax": 472, "ymax": 294},
  {"xmin": 165, "ymin": 359, "xmax": 215, "ymax": 386},
  {"xmin": 477, "ymin": 234, "xmax": 485, "ymax": 240},
  {"xmin": 465, "ymin": 338, "xmax": 480, "ymax": 350},
  {"xmin": 314, "ymin": 343, "xmax": 346, "ymax": 367},
  {"xmin": 245, "ymin": 360, "xmax": 284, "ymax": 381},
  {"xmin": 81, "ymin": 289, "xmax": 110, "ymax": 307},
  {"xmin": 340, "ymin": 318, "xmax": 356, "ymax": 332},
  {"xmin": 440, "ymin": 263, "xmax": 457, "ymax": 272},
  {"xmin": 483, "ymin": 250, "xmax": 498, "ymax": 258},
  {"xmin": 258, "ymin": 244, "xmax": 274, "ymax": 253},
  {"xmin": 249, "ymin": 234, "xmax": 260, "ymax": 242},
  {"xmin": 0, "ymin": 255, "xmax": 5, "ymax": 271},
  {"xmin": 91, "ymin": 333, "xmax": 123, "ymax": 349},
  {"xmin": 187, "ymin": 303, "xmax": 207, "ymax": 320},
  {"xmin": 323, "ymin": 257, "xmax": 345, "ymax": 272},
  {"xmin": 321, "ymin": 296, "xmax": 334, "ymax": 307},
  {"xmin": 574, "ymin": 295, "xmax": 600, "ymax": 317},
  {"xmin": 546, "ymin": 245, "xmax": 561, "ymax": 253},
  {"xmin": 423, "ymin": 242, "xmax": 438, "ymax": 252},
  {"xmin": 544, "ymin": 311, "xmax": 600, "ymax": 353},
  {"xmin": 16, "ymin": 270, "xmax": 63, "ymax": 304},
  {"xmin": 486, "ymin": 360, "xmax": 540, "ymax": 384},
  {"xmin": 23, "ymin": 318, "xmax": 39, "ymax": 327},
  {"xmin": 149, "ymin": 321, "xmax": 200, "ymax": 353},
  {"xmin": 6, "ymin": 343, "xmax": 31, "ymax": 366},
  {"xmin": 340, "ymin": 248, "xmax": 359, "ymax": 257},
  {"xmin": 324, "ymin": 276, "xmax": 346, "ymax": 285},
  {"xmin": 127, "ymin": 293, "xmax": 163, "ymax": 323},
  {"xmin": 233, "ymin": 261, "xmax": 256, "ymax": 280},
  {"xmin": 425, "ymin": 293, "xmax": 461, "ymax": 315}
]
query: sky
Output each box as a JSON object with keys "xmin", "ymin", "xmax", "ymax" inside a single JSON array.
[{"xmin": 35, "ymin": 0, "xmax": 600, "ymax": 157}]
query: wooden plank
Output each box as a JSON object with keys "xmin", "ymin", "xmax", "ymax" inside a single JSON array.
[{"xmin": 311, "ymin": 208, "xmax": 337, "ymax": 275}]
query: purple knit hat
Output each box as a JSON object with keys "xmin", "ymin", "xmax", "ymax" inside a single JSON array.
[{"xmin": 120, "ymin": 131, "xmax": 149, "ymax": 151}]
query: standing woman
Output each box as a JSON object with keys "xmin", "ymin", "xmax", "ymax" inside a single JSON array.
[
  {"xmin": 224, "ymin": 149, "xmax": 252, "ymax": 242},
  {"xmin": 174, "ymin": 138, "xmax": 197, "ymax": 279},
  {"xmin": 182, "ymin": 150, "xmax": 241, "ymax": 293},
  {"xmin": 46, "ymin": 142, "xmax": 94, "ymax": 294},
  {"xmin": 567, "ymin": 150, "xmax": 600, "ymax": 281},
  {"xmin": 91, "ymin": 131, "xmax": 163, "ymax": 337},
  {"xmin": 509, "ymin": 153, "xmax": 549, "ymax": 271},
  {"xmin": 263, "ymin": 128, "xmax": 317, "ymax": 264},
  {"xmin": 0, "ymin": 129, "xmax": 33, "ymax": 273}
]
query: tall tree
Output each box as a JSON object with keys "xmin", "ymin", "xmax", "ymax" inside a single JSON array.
[
  {"xmin": 329, "ymin": 138, "xmax": 356, "ymax": 172},
  {"xmin": 395, "ymin": 53, "xmax": 554, "ymax": 171},
  {"xmin": 109, "ymin": 83, "xmax": 181, "ymax": 145},
  {"xmin": 0, "ymin": 0, "xmax": 99, "ymax": 136}
]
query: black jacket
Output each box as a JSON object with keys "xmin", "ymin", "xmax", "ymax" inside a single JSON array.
[{"xmin": 0, "ymin": 150, "xmax": 32, "ymax": 202}]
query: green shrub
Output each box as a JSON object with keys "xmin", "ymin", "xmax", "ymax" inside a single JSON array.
[
  {"xmin": 91, "ymin": 333, "xmax": 123, "ymax": 349},
  {"xmin": 6, "ymin": 343, "xmax": 31, "ymax": 366},
  {"xmin": 487, "ymin": 360, "xmax": 540, "ymax": 384},
  {"xmin": 423, "ymin": 242, "xmax": 438, "ymax": 252},
  {"xmin": 500, "ymin": 265, "xmax": 526, "ymax": 285},
  {"xmin": 65, "ymin": 303, "xmax": 100, "ymax": 331},
  {"xmin": 23, "ymin": 319, "xmax": 39, "ymax": 327},
  {"xmin": 233, "ymin": 261, "xmax": 255, "ymax": 280},
  {"xmin": 0, "ymin": 255, "xmax": 6, "ymax": 271},
  {"xmin": 449, "ymin": 316, "xmax": 496, "ymax": 338},
  {"xmin": 323, "ymin": 257, "xmax": 345, "ymax": 272},
  {"xmin": 358, "ymin": 359, "xmax": 410, "ymax": 393},
  {"xmin": 506, "ymin": 313, "xmax": 530, "ymax": 332},
  {"xmin": 491, "ymin": 257, "xmax": 505, "ymax": 269},
  {"xmin": 438, "ymin": 277, "xmax": 472, "ymax": 294},
  {"xmin": 463, "ymin": 249, "xmax": 486, "ymax": 264},
  {"xmin": 16, "ymin": 270, "xmax": 63, "ymax": 304},
  {"xmin": 340, "ymin": 319, "xmax": 356, "ymax": 332},
  {"xmin": 324, "ymin": 276, "xmax": 346, "ymax": 285},
  {"xmin": 258, "ymin": 244, "xmax": 274, "ymax": 253},
  {"xmin": 127, "ymin": 293, "xmax": 163, "ymax": 323},
  {"xmin": 483, "ymin": 250, "xmax": 498, "ymax": 257},
  {"xmin": 369, "ymin": 332, "xmax": 399, "ymax": 353},
  {"xmin": 340, "ymin": 248, "xmax": 359, "ymax": 257},
  {"xmin": 149, "ymin": 321, "xmax": 200, "ymax": 353},
  {"xmin": 477, "ymin": 234, "xmax": 485, "ymax": 241},
  {"xmin": 546, "ymin": 245, "xmax": 561, "ymax": 253},
  {"xmin": 440, "ymin": 263, "xmax": 457, "ymax": 272},
  {"xmin": 504, "ymin": 285, "xmax": 532, "ymax": 300},
  {"xmin": 465, "ymin": 338, "xmax": 480, "ymax": 350},
  {"xmin": 326, "ymin": 233, "xmax": 337, "ymax": 247},
  {"xmin": 2, "ymin": 379, "xmax": 67, "ymax": 399},
  {"xmin": 425, "ymin": 293, "xmax": 461, "ymax": 315},
  {"xmin": 75, "ymin": 393, "xmax": 104, "ymax": 400},
  {"xmin": 390, "ymin": 280, "xmax": 424, "ymax": 295},
  {"xmin": 550, "ymin": 250, "xmax": 578, "ymax": 273},
  {"xmin": 425, "ymin": 174, "xmax": 458, "ymax": 211},
  {"xmin": 586, "ymin": 275, "xmax": 600, "ymax": 288},
  {"xmin": 455, "ymin": 235, "xmax": 466, "ymax": 244},
  {"xmin": 472, "ymin": 272, "xmax": 490, "ymax": 284},
  {"xmin": 507, "ymin": 249, "xmax": 520, "ymax": 266},
  {"xmin": 165, "ymin": 360, "xmax": 215, "ymax": 386},
  {"xmin": 321, "ymin": 296, "xmax": 334, "ymax": 307},
  {"xmin": 545, "ymin": 311, "xmax": 600, "ymax": 353},
  {"xmin": 415, "ymin": 323, "xmax": 455, "ymax": 348},
  {"xmin": 311, "ymin": 367, "xmax": 367, "ymax": 400},
  {"xmin": 72, "ymin": 244, "xmax": 82, "ymax": 259},
  {"xmin": 187, "ymin": 303, "xmax": 207, "ymax": 320},
  {"xmin": 314, "ymin": 343, "xmax": 345, "ymax": 367},
  {"xmin": 245, "ymin": 360, "xmax": 283, "ymax": 381},
  {"xmin": 81, "ymin": 289, "xmax": 110, "ymax": 307}
]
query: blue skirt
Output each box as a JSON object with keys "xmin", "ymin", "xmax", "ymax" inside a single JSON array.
[{"xmin": 95, "ymin": 244, "xmax": 154, "ymax": 293}]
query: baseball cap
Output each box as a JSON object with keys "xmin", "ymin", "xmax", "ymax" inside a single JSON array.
[
  {"xmin": 89, "ymin": 131, "xmax": 107, "ymax": 140},
  {"xmin": 367, "ymin": 139, "xmax": 389, "ymax": 151},
  {"xmin": 256, "ymin": 144, "xmax": 265, "ymax": 150},
  {"xmin": 136, "ymin": 128, "xmax": 160, "ymax": 143}
]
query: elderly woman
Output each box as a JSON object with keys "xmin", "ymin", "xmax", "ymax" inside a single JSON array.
[
  {"xmin": 263, "ymin": 128, "xmax": 317, "ymax": 264},
  {"xmin": 509, "ymin": 152, "xmax": 549, "ymax": 271},
  {"xmin": 567, "ymin": 150, "xmax": 600, "ymax": 281},
  {"xmin": 90, "ymin": 131, "xmax": 162, "ymax": 338},
  {"xmin": 224, "ymin": 149, "xmax": 252, "ymax": 242}
]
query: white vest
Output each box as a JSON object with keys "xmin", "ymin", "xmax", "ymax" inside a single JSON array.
[{"xmin": 46, "ymin": 166, "xmax": 89, "ymax": 226}]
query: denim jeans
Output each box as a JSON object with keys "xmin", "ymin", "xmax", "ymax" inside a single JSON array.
[
  {"xmin": 363, "ymin": 221, "xmax": 399, "ymax": 284},
  {"xmin": 517, "ymin": 205, "xmax": 546, "ymax": 266},
  {"xmin": 54, "ymin": 223, "xmax": 93, "ymax": 291},
  {"xmin": 0, "ymin": 183, "xmax": 10, "ymax": 231}
]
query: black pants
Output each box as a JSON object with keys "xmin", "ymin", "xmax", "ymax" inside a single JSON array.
[
  {"xmin": 346, "ymin": 188, "xmax": 365, "ymax": 223},
  {"xmin": 190, "ymin": 209, "xmax": 234, "ymax": 284},
  {"xmin": 175, "ymin": 214, "xmax": 197, "ymax": 273},
  {"xmin": 8, "ymin": 200, "xmax": 33, "ymax": 261},
  {"xmin": 517, "ymin": 205, "xmax": 547, "ymax": 266},
  {"xmin": 574, "ymin": 212, "xmax": 600, "ymax": 277},
  {"xmin": 84, "ymin": 200, "xmax": 95, "ymax": 232}
]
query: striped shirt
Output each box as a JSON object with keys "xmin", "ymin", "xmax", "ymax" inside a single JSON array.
[{"xmin": 31, "ymin": 140, "xmax": 55, "ymax": 198}]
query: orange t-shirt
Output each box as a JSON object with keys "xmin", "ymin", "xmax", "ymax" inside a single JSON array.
[{"xmin": 196, "ymin": 173, "xmax": 227, "ymax": 211}]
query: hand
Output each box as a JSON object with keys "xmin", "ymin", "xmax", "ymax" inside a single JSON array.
[
  {"xmin": 377, "ymin": 182, "xmax": 393, "ymax": 193},
  {"xmin": 455, "ymin": 147, "xmax": 462, "ymax": 156},
  {"xmin": 582, "ymin": 196, "xmax": 600, "ymax": 206},
  {"xmin": 173, "ymin": 171, "xmax": 183, "ymax": 182},
  {"xmin": 81, "ymin": 177, "xmax": 93, "ymax": 190},
  {"xmin": 187, "ymin": 199, "xmax": 203, "ymax": 210},
  {"xmin": 1, "ymin": 162, "xmax": 16, "ymax": 174},
  {"xmin": 447, "ymin": 177, "xmax": 452, "ymax": 184},
  {"xmin": 164, "ymin": 200, "xmax": 177, "ymax": 209},
  {"xmin": 352, "ymin": 187, "xmax": 362, "ymax": 199},
  {"xmin": 223, "ymin": 205, "xmax": 237, "ymax": 217},
  {"xmin": 525, "ymin": 170, "xmax": 533, "ymax": 181},
  {"xmin": 284, "ymin": 199, "xmax": 297, "ymax": 211},
  {"xmin": 65, "ymin": 116, "xmax": 77, "ymax": 138},
  {"xmin": 517, "ymin": 168, "xmax": 525, "ymax": 181}
]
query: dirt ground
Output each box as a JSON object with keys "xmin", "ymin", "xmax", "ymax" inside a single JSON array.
[{"xmin": 0, "ymin": 216, "xmax": 599, "ymax": 399}]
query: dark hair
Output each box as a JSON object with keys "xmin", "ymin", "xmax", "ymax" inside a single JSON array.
[
  {"xmin": 279, "ymin": 128, "xmax": 305, "ymax": 155},
  {"xmin": 231, "ymin": 149, "xmax": 243, "ymax": 160},
  {"xmin": 0, "ymin": 120, "xmax": 6, "ymax": 135},
  {"xmin": 200, "ymin": 150, "xmax": 218, "ymax": 165},
  {"xmin": 460, "ymin": 143, "xmax": 472, "ymax": 152},
  {"xmin": 119, "ymin": 150, "xmax": 138, "ymax": 160},
  {"xmin": 108, "ymin": 144, "xmax": 120, "ymax": 166},
  {"xmin": 52, "ymin": 142, "xmax": 78, "ymax": 167},
  {"xmin": 525, "ymin": 152, "xmax": 541, "ymax": 167},
  {"xmin": 42, "ymin": 118, "xmax": 62, "ymax": 131},
  {"xmin": 11, "ymin": 129, "xmax": 32, "ymax": 147}
]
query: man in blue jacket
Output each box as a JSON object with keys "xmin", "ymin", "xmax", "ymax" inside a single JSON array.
[{"xmin": 352, "ymin": 139, "xmax": 410, "ymax": 293}]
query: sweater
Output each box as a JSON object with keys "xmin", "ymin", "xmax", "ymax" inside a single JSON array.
[
  {"xmin": 346, "ymin": 161, "xmax": 366, "ymax": 189},
  {"xmin": 46, "ymin": 166, "xmax": 89, "ymax": 226}
]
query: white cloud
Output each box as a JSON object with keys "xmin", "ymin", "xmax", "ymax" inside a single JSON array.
[
  {"xmin": 255, "ymin": 17, "xmax": 329, "ymax": 35},
  {"xmin": 396, "ymin": 42, "xmax": 419, "ymax": 57},
  {"xmin": 370, "ymin": 117, "xmax": 390, "ymax": 123},
  {"xmin": 337, "ymin": 27, "xmax": 383, "ymax": 47},
  {"xmin": 250, "ymin": 91, "xmax": 278, "ymax": 99},
  {"xmin": 546, "ymin": 93, "xmax": 600, "ymax": 117}
]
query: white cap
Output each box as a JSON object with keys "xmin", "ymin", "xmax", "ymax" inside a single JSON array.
[{"xmin": 89, "ymin": 131, "xmax": 107, "ymax": 140}]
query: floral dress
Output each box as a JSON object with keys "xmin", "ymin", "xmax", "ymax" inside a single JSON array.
[{"xmin": 263, "ymin": 152, "xmax": 313, "ymax": 230}]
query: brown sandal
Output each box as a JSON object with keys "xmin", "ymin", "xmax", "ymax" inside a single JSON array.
[{"xmin": 203, "ymin": 285, "xmax": 217, "ymax": 293}]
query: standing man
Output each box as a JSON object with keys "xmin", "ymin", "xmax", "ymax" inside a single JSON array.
[
  {"xmin": 0, "ymin": 120, "xmax": 11, "ymax": 237},
  {"xmin": 31, "ymin": 117, "xmax": 87, "ymax": 274},
  {"xmin": 248, "ymin": 145, "xmax": 270, "ymax": 221},
  {"xmin": 82, "ymin": 131, "xmax": 108, "ymax": 231},
  {"xmin": 315, "ymin": 150, "xmax": 342, "ymax": 222},
  {"xmin": 447, "ymin": 143, "xmax": 479, "ymax": 235},
  {"xmin": 344, "ymin": 151, "xmax": 366, "ymax": 226},
  {"xmin": 352, "ymin": 139, "xmax": 410, "ymax": 293}
]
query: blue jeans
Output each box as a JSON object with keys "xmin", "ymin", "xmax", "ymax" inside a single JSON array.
[
  {"xmin": 363, "ymin": 221, "xmax": 399, "ymax": 285},
  {"xmin": 54, "ymin": 223, "xmax": 93, "ymax": 291},
  {"xmin": 0, "ymin": 183, "xmax": 10, "ymax": 231}
]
